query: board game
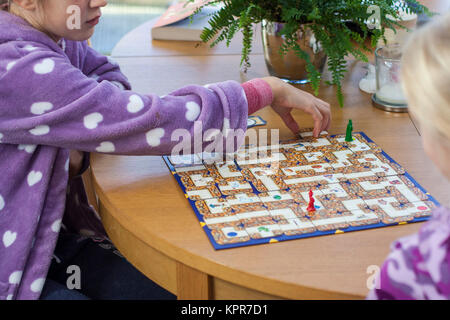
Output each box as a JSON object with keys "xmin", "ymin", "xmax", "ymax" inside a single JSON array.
[{"xmin": 163, "ymin": 128, "xmax": 439, "ymax": 250}]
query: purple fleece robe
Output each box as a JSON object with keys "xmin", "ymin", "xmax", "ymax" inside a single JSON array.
[
  {"xmin": 367, "ymin": 206, "xmax": 450, "ymax": 300},
  {"xmin": 0, "ymin": 11, "xmax": 250, "ymax": 300}
]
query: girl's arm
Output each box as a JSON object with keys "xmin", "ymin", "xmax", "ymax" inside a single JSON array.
[
  {"xmin": 0, "ymin": 44, "xmax": 250, "ymax": 156},
  {"xmin": 74, "ymin": 43, "xmax": 331, "ymax": 137},
  {"xmin": 77, "ymin": 41, "xmax": 131, "ymax": 91}
]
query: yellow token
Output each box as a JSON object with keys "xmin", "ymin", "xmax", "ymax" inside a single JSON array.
[
  {"xmin": 200, "ymin": 222, "xmax": 206, "ymax": 227},
  {"xmin": 335, "ymin": 229, "xmax": 344, "ymax": 234},
  {"xmin": 398, "ymin": 221, "xmax": 407, "ymax": 225},
  {"xmin": 269, "ymin": 238, "xmax": 278, "ymax": 243}
]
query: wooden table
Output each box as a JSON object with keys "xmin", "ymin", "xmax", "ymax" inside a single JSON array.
[
  {"xmin": 110, "ymin": 17, "xmax": 263, "ymax": 58},
  {"xmin": 91, "ymin": 1, "xmax": 450, "ymax": 299}
]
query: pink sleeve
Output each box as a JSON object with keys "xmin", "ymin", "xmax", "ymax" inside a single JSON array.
[{"xmin": 241, "ymin": 78, "xmax": 273, "ymax": 115}]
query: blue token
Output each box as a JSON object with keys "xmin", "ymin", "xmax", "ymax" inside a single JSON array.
[{"xmin": 227, "ymin": 232, "xmax": 238, "ymax": 237}]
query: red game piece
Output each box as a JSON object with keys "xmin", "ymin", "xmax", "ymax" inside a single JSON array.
[{"xmin": 307, "ymin": 189, "xmax": 316, "ymax": 212}]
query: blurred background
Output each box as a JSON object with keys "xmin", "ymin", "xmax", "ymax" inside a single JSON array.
[{"xmin": 91, "ymin": 0, "xmax": 171, "ymax": 55}]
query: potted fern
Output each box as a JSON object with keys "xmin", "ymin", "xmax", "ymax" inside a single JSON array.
[{"xmin": 191, "ymin": 0, "xmax": 430, "ymax": 107}]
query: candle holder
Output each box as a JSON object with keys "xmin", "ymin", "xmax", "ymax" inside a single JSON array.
[{"xmin": 372, "ymin": 44, "xmax": 408, "ymax": 113}]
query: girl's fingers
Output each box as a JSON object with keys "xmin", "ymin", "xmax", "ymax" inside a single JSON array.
[
  {"xmin": 274, "ymin": 88, "xmax": 331, "ymax": 137},
  {"xmin": 319, "ymin": 106, "xmax": 331, "ymax": 132},
  {"xmin": 306, "ymin": 104, "xmax": 324, "ymax": 137},
  {"xmin": 314, "ymin": 104, "xmax": 328, "ymax": 134},
  {"xmin": 315, "ymin": 99, "xmax": 331, "ymax": 132},
  {"xmin": 281, "ymin": 112, "xmax": 300, "ymax": 135}
]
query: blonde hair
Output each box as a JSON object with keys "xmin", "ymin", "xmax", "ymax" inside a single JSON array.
[
  {"xmin": 401, "ymin": 12, "xmax": 450, "ymax": 142},
  {"xmin": 4, "ymin": 0, "xmax": 52, "ymax": 41},
  {"xmin": 2, "ymin": 0, "xmax": 46, "ymax": 14}
]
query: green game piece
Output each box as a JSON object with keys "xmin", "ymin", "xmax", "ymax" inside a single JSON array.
[
  {"xmin": 258, "ymin": 226, "xmax": 270, "ymax": 232},
  {"xmin": 345, "ymin": 119, "xmax": 353, "ymax": 142}
]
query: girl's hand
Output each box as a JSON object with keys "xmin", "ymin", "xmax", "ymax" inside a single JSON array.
[{"xmin": 262, "ymin": 76, "xmax": 331, "ymax": 137}]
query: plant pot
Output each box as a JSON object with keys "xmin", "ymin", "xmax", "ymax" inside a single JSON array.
[{"xmin": 261, "ymin": 20, "xmax": 327, "ymax": 84}]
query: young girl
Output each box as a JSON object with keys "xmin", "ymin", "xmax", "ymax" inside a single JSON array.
[
  {"xmin": 367, "ymin": 12, "xmax": 450, "ymax": 300},
  {"xmin": 0, "ymin": 0, "xmax": 331, "ymax": 300}
]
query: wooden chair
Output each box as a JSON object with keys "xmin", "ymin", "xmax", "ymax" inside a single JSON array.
[{"xmin": 82, "ymin": 167, "xmax": 99, "ymax": 213}]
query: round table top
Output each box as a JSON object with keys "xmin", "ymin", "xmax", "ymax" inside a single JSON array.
[{"xmin": 91, "ymin": 0, "xmax": 450, "ymax": 298}]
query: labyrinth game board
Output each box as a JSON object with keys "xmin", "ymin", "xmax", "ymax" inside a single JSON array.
[{"xmin": 163, "ymin": 129, "xmax": 439, "ymax": 250}]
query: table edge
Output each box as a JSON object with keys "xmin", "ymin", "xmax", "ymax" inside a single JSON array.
[{"xmin": 91, "ymin": 158, "xmax": 366, "ymax": 300}]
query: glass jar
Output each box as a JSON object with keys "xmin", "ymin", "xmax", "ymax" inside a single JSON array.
[{"xmin": 372, "ymin": 44, "xmax": 408, "ymax": 112}]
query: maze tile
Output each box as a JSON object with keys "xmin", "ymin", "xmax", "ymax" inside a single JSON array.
[
  {"xmin": 203, "ymin": 213, "xmax": 239, "ymax": 228},
  {"xmin": 309, "ymin": 212, "xmax": 351, "ymax": 231},
  {"xmin": 350, "ymin": 151, "xmax": 405, "ymax": 177},
  {"xmin": 201, "ymin": 152, "xmax": 228, "ymax": 165},
  {"xmin": 168, "ymin": 154, "xmax": 203, "ymax": 167},
  {"xmin": 315, "ymin": 183, "xmax": 369, "ymax": 213},
  {"xmin": 185, "ymin": 186, "xmax": 221, "ymax": 200},
  {"xmin": 363, "ymin": 198, "xmax": 434, "ymax": 224},
  {"xmin": 212, "ymin": 161, "xmax": 243, "ymax": 179},
  {"xmin": 279, "ymin": 141, "xmax": 312, "ymax": 154},
  {"xmin": 235, "ymin": 206, "xmax": 271, "ymax": 221},
  {"xmin": 258, "ymin": 190, "xmax": 306, "ymax": 210},
  {"xmin": 281, "ymin": 162, "xmax": 334, "ymax": 177},
  {"xmin": 284, "ymin": 148, "xmax": 331, "ymax": 165},
  {"xmin": 410, "ymin": 201, "xmax": 437, "ymax": 218},
  {"xmin": 242, "ymin": 216, "xmax": 283, "ymax": 239},
  {"xmin": 258, "ymin": 189, "xmax": 296, "ymax": 203},
  {"xmin": 216, "ymin": 178, "xmax": 253, "ymax": 195},
  {"xmin": 195, "ymin": 198, "xmax": 232, "ymax": 218},
  {"xmin": 174, "ymin": 163, "xmax": 209, "ymax": 173},
  {"xmin": 174, "ymin": 166, "xmax": 220, "ymax": 200},
  {"xmin": 343, "ymin": 175, "xmax": 428, "ymax": 204},
  {"xmin": 236, "ymin": 149, "xmax": 287, "ymax": 167},
  {"xmin": 279, "ymin": 163, "xmax": 344, "ymax": 190},
  {"xmin": 298, "ymin": 129, "xmax": 329, "ymax": 139},
  {"xmin": 225, "ymin": 192, "xmax": 261, "ymax": 205},
  {"xmin": 331, "ymin": 134, "xmax": 374, "ymax": 152},
  {"xmin": 175, "ymin": 166, "xmax": 213, "ymax": 186},
  {"xmin": 209, "ymin": 224, "xmax": 251, "ymax": 245},
  {"xmin": 326, "ymin": 150, "xmax": 354, "ymax": 164},
  {"xmin": 278, "ymin": 218, "xmax": 317, "ymax": 236},
  {"xmin": 344, "ymin": 209, "xmax": 381, "ymax": 227},
  {"xmin": 269, "ymin": 207, "xmax": 303, "ymax": 220},
  {"xmin": 225, "ymin": 193, "xmax": 270, "ymax": 222},
  {"xmin": 241, "ymin": 165, "xmax": 288, "ymax": 192},
  {"xmin": 290, "ymin": 188, "xmax": 329, "ymax": 217}
]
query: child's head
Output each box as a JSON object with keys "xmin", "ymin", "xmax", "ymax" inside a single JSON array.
[
  {"xmin": 5, "ymin": 0, "xmax": 107, "ymax": 42},
  {"xmin": 401, "ymin": 12, "xmax": 450, "ymax": 180}
]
